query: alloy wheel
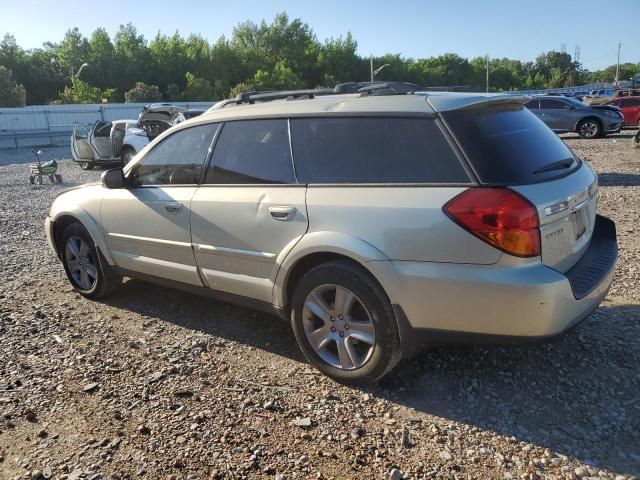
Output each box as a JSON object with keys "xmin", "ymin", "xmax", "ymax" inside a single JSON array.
[
  {"xmin": 65, "ymin": 236, "xmax": 97, "ymax": 290},
  {"xmin": 302, "ymin": 284, "xmax": 376, "ymax": 370},
  {"xmin": 580, "ymin": 121, "xmax": 598, "ymax": 138}
]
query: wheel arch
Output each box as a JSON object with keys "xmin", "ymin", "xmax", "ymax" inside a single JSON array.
[
  {"xmin": 51, "ymin": 210, "xmax": 114, "ymax": 265},
  {"xmin": 574, "ymin": 115, "xmax": 602, "ymax": 132},
  {"xmin": 273, "ymin": 231, "xmax": 390, "ymax": 310}
]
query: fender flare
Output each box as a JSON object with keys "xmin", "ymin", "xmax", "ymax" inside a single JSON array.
[
  {"xmin": 51, "ymin": 207, "xmax": 114, "ymax": 265},
  {"xmin": 272, "ymin": 231, "xmax": 389, "ymax": 307}
]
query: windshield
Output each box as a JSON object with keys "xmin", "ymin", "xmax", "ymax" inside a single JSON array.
[{"xmin": 442, "ymin": 103, "xmax": 579, "ymax": 185}]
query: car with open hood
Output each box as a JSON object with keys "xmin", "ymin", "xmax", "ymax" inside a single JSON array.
[
  {"xmin": 525, "ymin": 95, "xmax": 623, "ymax": 138},
  {"xmin": 71, "ymin": 103, "xmax": 186, "ymax": 170}
]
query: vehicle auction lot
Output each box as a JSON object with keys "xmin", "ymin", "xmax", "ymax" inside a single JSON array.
[{"xmin": 0, "ymin": 134, "xmax": 639, "ymax": 479}]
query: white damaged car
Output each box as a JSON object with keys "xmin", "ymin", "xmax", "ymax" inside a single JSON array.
[{"xmin": 71, "ymin": 104, "xmax": 185, "ymax": 170}]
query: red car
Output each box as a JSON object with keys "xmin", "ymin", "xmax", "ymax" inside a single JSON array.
[{"xmin": 606, "ymin": 96, "xmax": 640, "ymax": 128}]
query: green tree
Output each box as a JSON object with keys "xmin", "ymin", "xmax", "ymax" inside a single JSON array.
[
  {"xmin": 124, "ymin": 82, "xmax": 162, "ymax": 103},
  {"xmin": 182, "ymin": 72, "xmax": 214, "ymax": 100},
  {"xmin": 86, "ymin": 28, "xmax": 116, "ymax": 90},
  {"xmin": 59, "ymin": 77, "xmax": 101, "ymax": 103},
  {"xmin": 113, "ymin": 24, "xmax": 150, "ymax": 92},
  {"xmin": 0, "ymin": 66, "xmax": 26, "ymax": 106}
]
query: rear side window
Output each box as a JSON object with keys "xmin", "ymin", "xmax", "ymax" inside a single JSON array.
[
  {"xmin": 442, "ymin": 104, "xmax": 578, "ymax": 185},
  {"xmin": 540, "ymin": 99, "xmax": 567, "ymax": 109},
  {"xmin": 291, "ymin": 117, "xmax": 469, "ymax": 184},
  {"xmin": 205, "ymin": 119, "xmax": 295, "ymax": 184},
  {"xmin": 525, "ymin": 99, "xmax": 539, "ymax": 110}
]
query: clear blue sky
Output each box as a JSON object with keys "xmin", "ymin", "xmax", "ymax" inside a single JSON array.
[{"xmin": 1, "ymin": 0, "xmax": 638, "ymax": 71}]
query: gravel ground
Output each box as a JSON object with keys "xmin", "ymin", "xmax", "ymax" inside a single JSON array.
[{"xmin": 0, "ymin": 133, "xmax": 639, "ymax": 480}]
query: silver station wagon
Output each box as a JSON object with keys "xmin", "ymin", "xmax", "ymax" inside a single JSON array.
[{"xmin": 46, "ymin": 84, "xmax": 618, "ymax": 384}]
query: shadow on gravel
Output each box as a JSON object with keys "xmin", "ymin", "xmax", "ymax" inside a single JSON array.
[
  {"xmin": 597, "ymin": 172, "xmax": 640, "ymax": 187},
  {"xmin": 103, "ymin": 279, "xmax": 640, "ymax": 476},
  {"xmin": 374, "ymin": 303, "xmax": 640, "ymax": 477},
  {"xmin": 103, "ymin": 278, "xmax": 304, "ymax": 362}
]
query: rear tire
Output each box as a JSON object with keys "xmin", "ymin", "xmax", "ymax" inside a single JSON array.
[
  {"xmin": 55, "ymin": 174, "xmax": 63, "ymax": 183},
  {"xmin": 577, "ymin": 118, "xmax": 602, "ymax": 139},
  {"xmin": 59, "ymin": 222, "xmax": 122, "ymax": 299},
  {"xmin": 80, "ymin": 161, "xmax": 94, "ymax": 170},
  {"xmin": 290, "ymin": 260, "xmax": 402, "ymax": 385},
  {"xmin": 29, "ymin": 175, "xmax": 34, "ymax": 184}
]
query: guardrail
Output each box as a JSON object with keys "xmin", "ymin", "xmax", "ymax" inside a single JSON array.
[
  {"xmin": 0, "ymin": 101, "xmax": 215, "ymax": 150},
  {"xmin": 0, "ymin": 129, "xmax": 71, "ymax": 149}
]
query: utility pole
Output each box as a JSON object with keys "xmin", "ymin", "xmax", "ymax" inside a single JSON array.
[
  {"xmin": 370, "ymin": 55, "xmax": 374, "ymax": 83},
  {"xmin": 615, "ymin": 42, "xmax": 622, "ymax": 86},
  {"xmin": 485, "ymin": 55, "xmax": 489, "ymax": 93}
]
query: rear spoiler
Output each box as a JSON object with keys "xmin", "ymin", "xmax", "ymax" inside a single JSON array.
[{"xmin": 426, "ymin": 94, "xmax": 530, "ymax": 113}]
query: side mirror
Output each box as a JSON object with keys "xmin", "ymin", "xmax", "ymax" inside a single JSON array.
[{"xmin": 101, "ymin": 168, "xmax": 125, "ymax": 189}]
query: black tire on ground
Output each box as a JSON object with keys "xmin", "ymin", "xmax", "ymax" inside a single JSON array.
[
  {"xmin": 290, "ymin": 260, "xmax": 402, "ymax": 385},
  {"xmin": 633, "ymin": 129, "xmax": 640, "ymax": 147},
  {"xmin": 35, "ymin": 175, "xmax": 42, "ymax": 185},
  {"xmin": 29, "ymin": 175, "xmax": 34, "ymax": 184},
  {"xmin": 55, "ymin": 174, "xmax": 63, "ymax": 183},
  {"xmin": 49, "ymin": 174, "xmax": 55, "ymax": 183},
  {"xmin": 59, "ymin": 222, "xmax": 122, "ymax": 299},
  {"xmin": 120, "ymin": 147, "xmax": 135, "ymax": 166},
  {"xmin": 80, "ymin": 161, "xmax": 94, "ymax": 170},
  {"xmin": 577, "ymin": 118, "xmax": 602, "ymax": 139}
]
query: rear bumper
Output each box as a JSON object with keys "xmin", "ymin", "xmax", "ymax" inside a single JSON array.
[{"xmin": 367, "ymin": 215, "xmax": 617, "ymax": 355}]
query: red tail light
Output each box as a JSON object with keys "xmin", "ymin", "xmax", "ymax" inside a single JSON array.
[{"xmin": 443, "ymin": 188, "xmax": 541, "ymax": 258}]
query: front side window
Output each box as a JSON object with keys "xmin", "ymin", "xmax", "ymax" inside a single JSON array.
[
  {"xmin": 130, "ymin": 123, "xmax": 218, "ymax": 186},
  {"xmin": 291, "ymin": 117, "xmax": 469, "ymax": 184},
  {"xmin": 205, "ymin": 119, "xmax": 295, "ymax": 184}
]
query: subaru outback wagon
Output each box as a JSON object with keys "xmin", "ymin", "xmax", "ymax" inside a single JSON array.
[{"xmin": 45, "ymin": 88, "xmax": 618, "ymax": 384}]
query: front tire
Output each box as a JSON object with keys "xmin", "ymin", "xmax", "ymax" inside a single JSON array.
[
  {"xmin": 291, "ymin": 260, "xmax": 402, "ymax": 385},
  {"xmin": 577, "ymin": 118, "xmax": 602, "ymax": 139},
  {"xmin": 60, "ymin": 222, "xmax": 121, "ymax": 299}
]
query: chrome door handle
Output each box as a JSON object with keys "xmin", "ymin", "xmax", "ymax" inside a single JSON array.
[
  {"xmin": 269, "ymin": 206, "xmax": 296, "ymax": 221},
  {"xmin": 164, "ymin": 202, "xmax": 183, "ymax": 213}
]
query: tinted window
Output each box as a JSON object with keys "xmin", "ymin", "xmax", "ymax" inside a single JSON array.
[
  {"xmin": 131, "ymin": 124, "xmax": 217, "ymax": 186},
  {"xmin": 291, "ymin": 117, "xmax": 468, "ymax": 184},
  {"xmin": 205, "ymin": 119, "xmax": 295, "ymax": 184},
  {"xmin": 442, "ymin": 104, "xmax": 578, "ymax": 185},
  {"xmin": 540, "ymin": 99, "xmax": 568, "ymax": 109},
  {"xmin": 620, "ymin": 98, "xmax": 640, "ymax": 108},
  {"xmin": 525, "ymin": 99, "xmax": 539, "ymax": 110}
]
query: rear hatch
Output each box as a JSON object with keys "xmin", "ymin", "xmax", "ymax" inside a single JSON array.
[{"xmin": 439, "ymin": 98, "xmax": 597, "ymax": 273}]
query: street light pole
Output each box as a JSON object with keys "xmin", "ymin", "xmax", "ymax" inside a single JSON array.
[
  {"xmin": 615, "ymin": 42, "xmax": 621, "ymax": 87},
  {"xmin": 370, "ymin": 55, "xmax": 374, "ymax": 83},
  {"xmin": 486, "ymin": 55, "xmax": 489, "ymax": 93}
]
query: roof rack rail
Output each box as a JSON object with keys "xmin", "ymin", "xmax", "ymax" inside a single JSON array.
[{"xmin": 334, "ymin": 81, "xmax": 426, "ymax": 95}]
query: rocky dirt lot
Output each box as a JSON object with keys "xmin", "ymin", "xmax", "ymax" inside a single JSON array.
[{"xmin": 0, "ymin": 133, "xmax": 639, "ymax": 480}]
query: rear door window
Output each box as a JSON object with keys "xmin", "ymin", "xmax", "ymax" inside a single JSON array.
[
  {"xmin": 442, "ymin": 104, "xmax": 578, "ymax": 185},
  {"xmin": 205, "ymin": 119, "xmax": 295, "ymax": 184},
  {"xmin": 290, "ymin": 117, "xmax": 469, "ymax": 184}
]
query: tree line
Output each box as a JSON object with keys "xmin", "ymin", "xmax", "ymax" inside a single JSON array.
[{"xmin": 0, "ymin": 13, "xmax": 638, "ymax": 107}]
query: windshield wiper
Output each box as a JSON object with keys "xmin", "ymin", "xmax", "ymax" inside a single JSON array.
[{"xmin": 533, "ymin": 158, "xmax": 575, "ymax": 175}]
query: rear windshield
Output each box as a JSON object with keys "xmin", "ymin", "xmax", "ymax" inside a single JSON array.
[{"xmin": 442, "ymin": 104, "xmax": 579, "ymax": 185}]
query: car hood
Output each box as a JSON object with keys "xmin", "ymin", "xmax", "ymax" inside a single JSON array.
[
  {"xmin": 591, "ymin": 104, "xmax": 621, "ymax": 113},
  {"xmin": 138, "ymin": 104, "xmax": 186, "ymax": 125}
]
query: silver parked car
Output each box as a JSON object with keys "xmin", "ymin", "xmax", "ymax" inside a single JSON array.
[
  {"xmin": 45, "ymin": 87, "xmax": 618, "ymax": 384},
  {"xmin": 525, "ymin": 95, "xmax": 623, "ymax": 138}
]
